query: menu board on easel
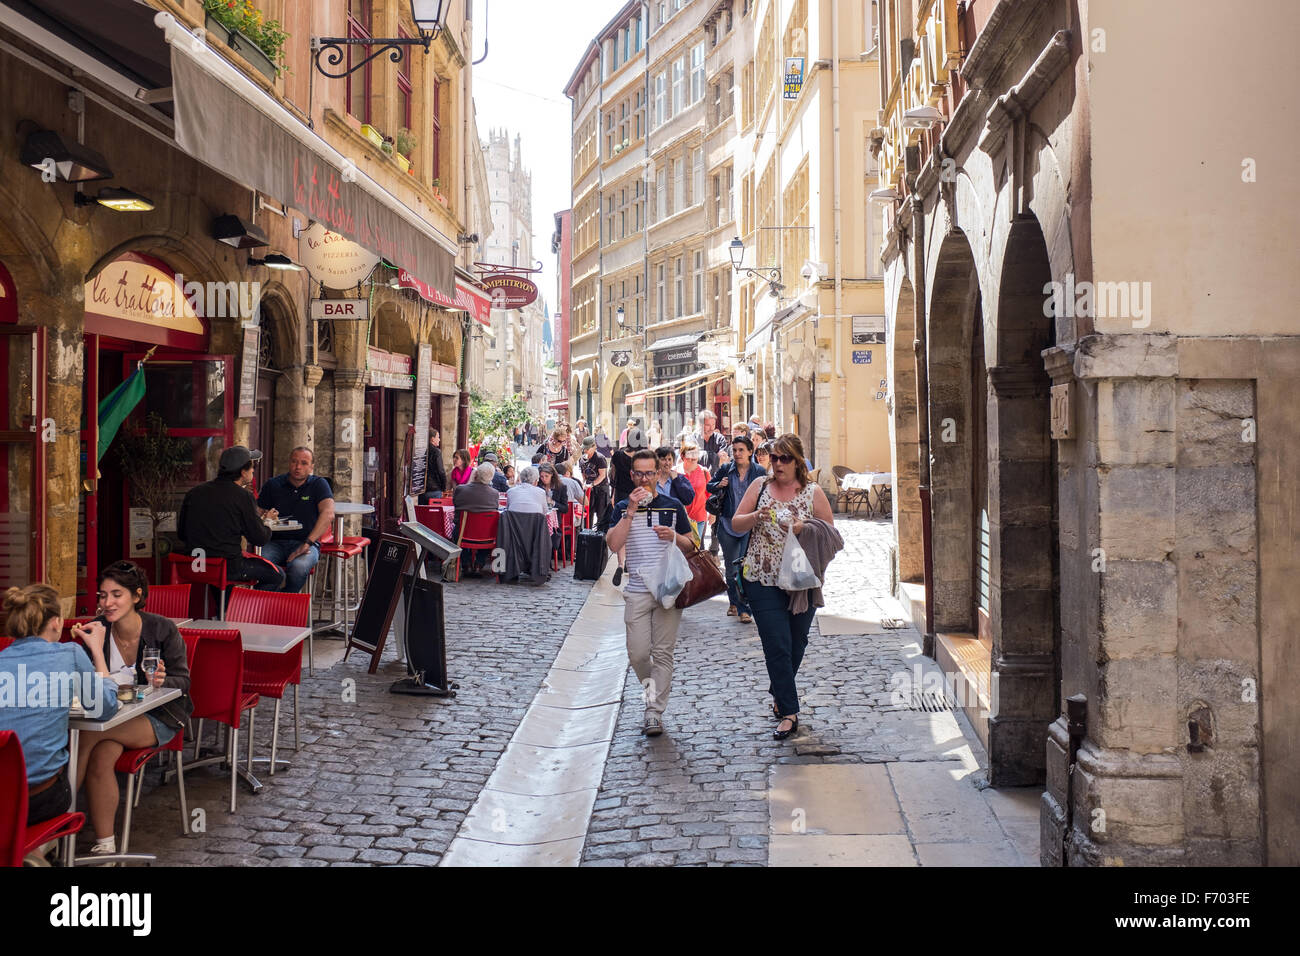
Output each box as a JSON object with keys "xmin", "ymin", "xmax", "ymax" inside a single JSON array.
[{"xmin": 345, "ymin": 534, "xmax": 413, "ymax": 674}]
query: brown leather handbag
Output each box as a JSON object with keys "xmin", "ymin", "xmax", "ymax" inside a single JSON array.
[{"xmin": 675, "ymin": 546, "xmax": 727, "ymax": 609}]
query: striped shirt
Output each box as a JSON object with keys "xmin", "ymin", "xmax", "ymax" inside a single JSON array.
[{"xmin": 610, "ymin": 493, "xmax": 692, "ymax": 594}]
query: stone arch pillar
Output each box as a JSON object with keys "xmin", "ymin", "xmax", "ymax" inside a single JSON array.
[{"xmin": 889, "ymin": 278, "xmax": 923, "ymax": 583}]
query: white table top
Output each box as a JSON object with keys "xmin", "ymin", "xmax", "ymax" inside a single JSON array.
[
  {"xmin": 267, "ymin": 520, "xmax": 303, "ymax": 531},
  {"xmin": 185, "ymin": 619, "xmax": 311, "ymax": 654},
  {"xmin": 841, "ymin": 471, "xmax": 893, "ymax": 490},
  {"xmin": 333, "ymin": 502, "xmax": 375, "ymax": 515},
  {"xmin": 70, "ymin": 687, "xmax": 180, "ymax": 733}
]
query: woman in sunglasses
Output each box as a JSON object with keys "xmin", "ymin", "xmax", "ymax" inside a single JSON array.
[
  {"xmin": 706, "ymin": 436, "xmax": 766, "ymax": 623},
  {"xmin": 730, "ymin": 434, "xmax": 839, "ymax": 740}
]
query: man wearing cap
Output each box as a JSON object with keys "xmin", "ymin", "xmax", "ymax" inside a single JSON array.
[
  {"xmin": 255, "ymin": 446, "xmax": 335, "ymax": 593},
  {"xmin": 579, "ymin": 436, "xmax": 609, "ymax": 529},
  {"xmin": 480, "ymin": 452, "xmax": 510, "ymax": 493},
  {"xmin": 177, "ymin": 446, "xmax": 284, "ymax": 590}
]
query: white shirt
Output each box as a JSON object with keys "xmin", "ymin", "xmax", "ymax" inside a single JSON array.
[
  {"xmin": 561, "ymin": 476, "xmax": 584, "ymax": 501},
  {"xmin": 506, "ymin": 482, "xmax": 547, "ymax": 514}
]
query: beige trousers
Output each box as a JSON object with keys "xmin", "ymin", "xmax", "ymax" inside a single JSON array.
[{"xmin": 623, "ymin": 590, "xmax": 683, "ymax": 716}]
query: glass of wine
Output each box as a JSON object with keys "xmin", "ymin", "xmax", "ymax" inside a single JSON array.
[{"xmin": 142, "ymin": 649, "xmax": 162, "ymax": 695}]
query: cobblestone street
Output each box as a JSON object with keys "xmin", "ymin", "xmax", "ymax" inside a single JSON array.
[{"xmin": 124, "ymin": 517, "xmax": 1039, "ymax": 866}]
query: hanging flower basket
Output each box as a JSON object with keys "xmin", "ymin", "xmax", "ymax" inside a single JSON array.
[{"xmin": 202, "ymin": 0, "xmax": 288, "ymax": 80}]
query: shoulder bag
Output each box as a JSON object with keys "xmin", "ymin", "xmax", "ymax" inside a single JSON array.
[{"xmin": 675, "ymin": 545, "xmax": 727, "ymax": 609}]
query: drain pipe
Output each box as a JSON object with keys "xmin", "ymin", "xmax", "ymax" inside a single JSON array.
[
  {"xmin": 909, "ymin": 184, "xmax": 935, "ymax": 654},
  {"xmin": 1063, "ymin": 693, "xmax": 1088, "ymax": 867},
  {"xmin": 831, "ymin": 0, "xmax": 846, "ymax": 473}
]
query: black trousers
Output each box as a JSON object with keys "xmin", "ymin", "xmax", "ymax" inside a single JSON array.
[
  {"xmin": 228, "ymin": 554, "xmax": 286, "ymax": 591},
  {"xmin": 587, "ymin": 484, "xmax": 610, "ymax": 530}
]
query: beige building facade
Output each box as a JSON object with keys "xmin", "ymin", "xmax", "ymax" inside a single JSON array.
[{"xmin": 876, "ymin": 0, "xmax": 1299, "ymax": 865}]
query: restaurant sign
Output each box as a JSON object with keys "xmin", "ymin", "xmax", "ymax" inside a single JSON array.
[
  {"xmin": 298, "ymin": 222, "xmax": 382, "ymax": 289},
  {"xmin": 480, "ymin": 274, "xmax": 539, "ymax": 309},
  {"xmin": 84, "ymin": 252, "xmax": 208, "ymax": 350},
  {"xmin": 367, "ymin": 347, "xmax": 414, "ymax": 389},
  {"xmin": 653, "ymin": 344, "xmax": 698, "ymax": 366}
]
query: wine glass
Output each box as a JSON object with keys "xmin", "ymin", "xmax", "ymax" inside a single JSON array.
[{"xmin": 142, "ymin": 649, "xmax": 161, "ymax": 695}]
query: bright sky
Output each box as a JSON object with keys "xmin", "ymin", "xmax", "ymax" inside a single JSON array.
[{"xmin": 471, "ymin": 0, "xmax": 622, "ymax": 327}]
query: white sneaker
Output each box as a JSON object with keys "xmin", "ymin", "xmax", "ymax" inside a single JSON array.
[
  {"xmin": 642, "ymin": 714, "xmax": 663, "ymax": 736},
  {"xmin": 88, "ymin": 841, "xmax": 118, "ymax": 867}
]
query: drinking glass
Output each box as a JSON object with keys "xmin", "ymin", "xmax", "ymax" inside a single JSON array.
[{"xmin": 142, "ymin": 649, "xmax": 161, "ymax": 695}]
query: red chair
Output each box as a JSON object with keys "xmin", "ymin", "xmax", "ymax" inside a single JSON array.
[
  {"xmin": 167, "ymin": 553, "xmax": 230, "ymax": 619},
  {"xmin": 560, "ymin": 501, "xmax": 581, "ymax": 565},
  {"xmin": 0, "ymin": 637, "xmax": 11, "ymax": 652},
  {"xmin": 0, "ymin": 730, "xmax": 85, "ymax": 867},
  {"xmin": 227, "ymin": 589, "xmax": 311, "ymax": 775},
  {"xmin": 453, "ymin": 510, "xmax": 499, "ymax": 582},
  {"xmin": 144, "ymin": 583, "xmax": 192, "ymax": 619},
  {"xmin": 179, "ymin": 626, "xmax": 259, "ymax": 813}
]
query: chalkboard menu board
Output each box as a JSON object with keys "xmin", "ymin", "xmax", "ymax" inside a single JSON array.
[{"xmin": 345, "ymin": 533, "xmax": 413, "ymax": 674}]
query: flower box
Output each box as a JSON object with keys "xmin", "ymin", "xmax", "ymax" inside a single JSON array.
[
  {"xmin": 360, "ymin": 125, "xmax": 384, "ymax": 148},
  {"xmin": 393, "ymin": 153, "xmax": 410, "ymax": 173},
  {"xmin": 205, "ymin": 12, "xmax": 276, "ymax": 83}
]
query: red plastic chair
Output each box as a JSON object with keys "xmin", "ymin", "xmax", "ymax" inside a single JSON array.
[
  {"xmin": 144, "ymin": 583, "xmax": 192, "ymax": 619},
  {"xmin": 227, "ymin": 589, "xmax": 311, "ymax": 774},
  {"xmin": 561, "ymin": 502, "xmax": 581, "ymax": 565},
  {"xmin": 167, "ymin": 553, "xmax": 230, "ymax": 619},
  {"xmin": 453, "ymin": 510, "xmax": 499, "ymax": 582},
  {"xmin": 179, "ymin": 626, "xmax": 259, "ymax": 813},
  {"xmin": 0, "ymin": 730, "xmax": 85, "ymax": 867}
]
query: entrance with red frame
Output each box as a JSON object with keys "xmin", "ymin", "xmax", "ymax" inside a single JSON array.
[{"xmin": 0, "ymin": 262, "xmax": 46, "ymax": 591}]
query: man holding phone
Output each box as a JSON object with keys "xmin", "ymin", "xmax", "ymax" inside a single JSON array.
[{"xmin": 606, "ymin": 449, "xmax": 695, "ymax": 737}]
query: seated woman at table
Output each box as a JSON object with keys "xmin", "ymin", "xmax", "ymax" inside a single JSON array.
[
  {"xmin": 0, "ymin": 584, "xmax": 119, "ymax": 834},
  {"xmin": 452, "ymin": 465, "xmax": 500, "ymax": 576},
  {"xmin": 503, "ymin": 464, "xmax": 516, "ymax": 486},
  {"xmin": 537, "ymin": 463, "xmax": 569, "ymax": 556},
  {"xmin": 72, "ymin": 561, "xmax": 192, "ymax": 861},
  {"xmin": 449, "ymin": 449, "xmax": 473, "ymax": 487}
]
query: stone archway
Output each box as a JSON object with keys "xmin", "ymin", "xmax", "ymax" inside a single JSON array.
[
  {"xmin": 925, "ymin": 231, "xmax": 982, "ymax": 634},
  {"xmin": 890, "ymin": 278, "xmax": 923, "ymax": 583},
  {"xmin": 986, "ymin": 214, "xmax": 1058, "ymax": 785}
]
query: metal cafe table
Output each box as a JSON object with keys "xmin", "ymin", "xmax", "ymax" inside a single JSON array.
[
  {"xmin": 65, "ymin": 687, "xmax": 181, "ymax": 866},
  {"xmin": 182, "ymin": 619, "xmax": 311, "ymax": 787}
]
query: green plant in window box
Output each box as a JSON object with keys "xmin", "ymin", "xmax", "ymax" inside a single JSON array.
[
  {"xmin": 395, "ymin": 127, "xmax": 418, "ymax": 158},
  {"xmin": 201, "ymin": 0, "xmax": 290, "ymax": 78}
]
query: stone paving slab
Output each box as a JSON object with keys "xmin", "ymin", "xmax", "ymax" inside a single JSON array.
[
  {"xmin": 769, "ymin": 834, "xmax": 917, "ymax": 866},
  {"xmin": 768, "ymin": 764, "xmax": 905, "ymax": 836}
]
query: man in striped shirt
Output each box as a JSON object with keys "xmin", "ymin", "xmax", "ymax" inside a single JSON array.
[{"xmin": 606, "ymin": 448, "xmax": 696, "ymax": 737}]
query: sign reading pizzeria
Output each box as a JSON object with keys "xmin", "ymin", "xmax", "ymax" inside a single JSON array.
[
  {"xmin": 480, "ymin": 274, "xmax": 539, "ymax": 309},
  {"xmin": 298, "ymin": 222, "xmax": 381, "ymax": 289}
]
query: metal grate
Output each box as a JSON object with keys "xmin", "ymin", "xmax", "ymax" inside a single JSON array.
[{"xmin": 909, "ymin": 690, "xmax": 954, "ymax": 712}]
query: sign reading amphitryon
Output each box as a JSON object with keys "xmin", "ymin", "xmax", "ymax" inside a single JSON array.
[{"xmin": 480, "ymin": 274, "xmax": 539, "ymax": 309}]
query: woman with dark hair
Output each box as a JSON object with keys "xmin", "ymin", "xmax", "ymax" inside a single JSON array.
[
  {"xmin": 706, "ymin": 435, "xmax": 767, "ymax": 623},
  {"xmin": 71, "ymin": 561, "xmax": 192, "ymax": 859},
  {"xmin": 450, "ymin": 449, "xmax": 474, "ymax": 486},
  {"xmin": 1, "ymin": 584, "xmax": 118, "ymax": 838},
  {"xmin": 537, "ymin": 462, "xmax": 569, "ymax": 556},
  {"xmin": 503, "ymin": 464, "xmax": 516, "ymax": 486},
  {"xmin": 754, "ymin": 441, "xmax": 773, "ymax": 471},
  {"xmin": 731, "ymin": 434, "xmax": 839, "ymax": 740}
]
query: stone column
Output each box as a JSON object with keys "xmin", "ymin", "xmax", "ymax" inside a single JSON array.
[
  {"xmin": 985, "ymin": 363, "xmax": 1056, "ymax": 786},
  {"xmin": 43, "ymin": 300, "xmax": 85, "ymax": 608},
  {"xmin": 333, "ymin": 368, "xmax": 367, "ymax": 533},
  {"xmin": 272, "ymin": 363, "xmax": 323, "ymax": 472}
]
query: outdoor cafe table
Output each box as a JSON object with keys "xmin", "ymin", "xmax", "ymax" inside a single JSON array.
[
  {"xmin": 840, "ymin": 471, "xmax": 893, "ymax": 516},
  {"xmin": 183, "ymin": 618, "xmax": 311, "ymax": 786},
  {"xmin": 65, "ymin": 687, "xmax": 181, "ymax": 866},
  {"xmin": 421, "ymin": 502, "xmax": 559, "ymax": 538}
]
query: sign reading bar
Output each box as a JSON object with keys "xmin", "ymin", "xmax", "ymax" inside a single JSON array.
[
  {"xmin": 480, "ymin": 274, "xmax": 540, "ymax": 309},
  {"xmin": 311, "ymin": 298, "xmax": 370, "ymax": 321}
]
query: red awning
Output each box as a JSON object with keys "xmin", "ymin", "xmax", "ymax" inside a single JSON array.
[
  {"xmin": 548, "ymin": 399, "xmax": 570, "ymax": 410},
  {"xmin": 395, "ymin": 270, "xmax": 492, "ymax": 328}
]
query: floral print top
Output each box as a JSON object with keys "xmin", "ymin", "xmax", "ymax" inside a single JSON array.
[{"xmin": 743, "ymin": 479, "xmax": 817, "ymax": 587}]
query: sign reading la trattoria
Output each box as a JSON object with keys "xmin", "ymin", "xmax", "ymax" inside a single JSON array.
[{"xmin": 480, "ymin": 274, "xmax": 539, "ymax": 309}]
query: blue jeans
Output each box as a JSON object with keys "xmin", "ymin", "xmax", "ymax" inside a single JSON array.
[
  {"xmin": 744, "ymin": 575, "xmax": 815, "ymax": 717},
  {"xmin": 259, "ymin": 539, "xmax": 320, "ymax": 593},
  {"xmin": 716, "ymin": 527, "xmax": 750, "ymax": 615}
]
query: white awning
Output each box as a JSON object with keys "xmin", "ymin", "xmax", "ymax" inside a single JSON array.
[{"xmin": 627, "ymin": 366, "xmax": 728, "ymax": 405}]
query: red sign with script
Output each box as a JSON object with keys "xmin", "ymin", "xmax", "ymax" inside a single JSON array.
[{"xmin": 480, "ymin": 274, "xmax": 539, "ymax": 309}]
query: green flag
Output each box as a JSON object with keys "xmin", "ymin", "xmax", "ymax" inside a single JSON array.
[{"xmin": 97, "ymin": 364, "xmax": 147, "ymax": 463}]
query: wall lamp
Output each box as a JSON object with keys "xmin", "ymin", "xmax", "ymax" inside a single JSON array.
[
  {"xmin": 248, "ymin": 253, "xmax": 303, "ymax": 271},
  {"xmin": 728, "ymin": 236, "xmax": 784, "ymax": 298},
  {"xmin": 75, "ymin": 187, "xmax": 154, "ymax": 212},
  {"xmin": 21, "ymin": 128, "xmax": 113, "ymax": 181},
  {"xmin": 213, "ymin": 214, "xmax": 269, "ymax": 248},
  {"xmin": 312, "ymin": 0, "xmax": 450, "ymax": 78}
]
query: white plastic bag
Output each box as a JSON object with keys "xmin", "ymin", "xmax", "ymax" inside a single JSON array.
[
  {"xmin": 777, "ymin": 529, "xmax": 821, "ymax": 591},
  {"xmin": 642, "ymin": 539, "xmax": 693, "ymax": 608}
]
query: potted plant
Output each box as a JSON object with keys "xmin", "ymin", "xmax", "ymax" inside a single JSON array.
[
  {"xmin": 395, "ymin": 127, "xmax": 418, "ymax": 158},
  {"xmin": 202, "ymin": 0, "xmax": 288, "ymax": 81},
  {"xmin": 432, "ymin": 176, "xmax": 446, "ymax": 203},
  {"xmin": 116, "ymin": 412, "xmax": 193, "ymax": 580},
  {"xmin": 361, "ymin": 124, "xmax": 385, "ymax": 148}
]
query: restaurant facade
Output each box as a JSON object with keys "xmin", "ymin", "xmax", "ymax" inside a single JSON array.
[{"xmin": 0, "ymin": 0, "xmax": 492, "ymax": 611}]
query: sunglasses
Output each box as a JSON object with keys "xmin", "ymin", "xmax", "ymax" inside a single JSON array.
[{"xmin": 772, "ymin": 454, "xmax": 796, "ymax": 464}]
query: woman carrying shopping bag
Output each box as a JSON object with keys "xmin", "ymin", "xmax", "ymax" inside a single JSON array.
[{"xmin": 730, "ymin": 434, "xmax": 841, "ymax": 740}]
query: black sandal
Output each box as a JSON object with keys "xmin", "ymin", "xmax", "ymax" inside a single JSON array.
[
  {"xmin": 774, "ymin": 716, "xmax": 799, "ymax": 740},
  {"xmin": 771, "ymin": 702, "xmax": 781, "ymax": 720}
]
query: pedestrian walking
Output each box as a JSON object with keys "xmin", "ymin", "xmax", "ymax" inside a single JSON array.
[
  {"xmin": 579, "ymin": 436, "xmax": 609, "ymax": 529},
  {"xmin": 730, "ymin": 433, "xmax": 840, "ymax": 740},
  {"xmin": 606, "ymin": 448, "xmax": 695, "ymax": 737},
  {"xmin": 706, "ymin": 435, "xmax": 766, "ymax": 623},
  {"xmin": 603, "ymin": 426, "xmax": 645, "ymax": 586}
]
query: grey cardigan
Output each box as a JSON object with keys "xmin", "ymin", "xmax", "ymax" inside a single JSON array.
[
  {"xmin": 790, "ymin": 518, "xmax": 844, "ymax": 614},
  {"xmin": 89, "ymin": 611, "xmax": 194, "ymax": 732}
]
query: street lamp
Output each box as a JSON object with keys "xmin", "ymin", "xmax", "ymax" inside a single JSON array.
[
  {"xmin": 728, "ymin": 236, "xmax": 784, "ymax": 298},
  {"xmin": 313, "ymin": 0, "xmax": 450, "ymax": 78}
]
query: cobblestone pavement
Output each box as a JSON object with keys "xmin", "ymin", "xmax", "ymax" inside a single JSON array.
[
  {"xmin": 125, "ymin": 565, "xmax": 596, "ymax": 866},
  {"xmin": 581, "ymin": 514, "xmax": 918, "ymax": 866}
]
